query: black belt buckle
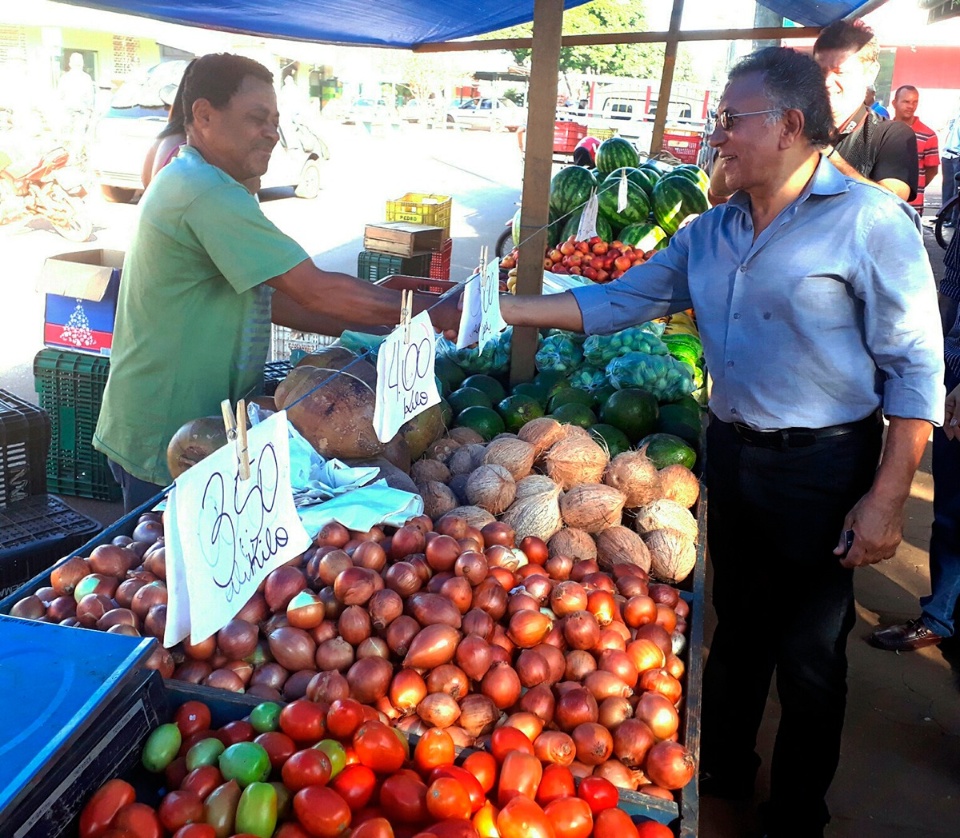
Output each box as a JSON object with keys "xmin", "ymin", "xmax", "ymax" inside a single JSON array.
[{"xmin": 784, "ymin": 429, "xmax": 818, "ymax": 448}]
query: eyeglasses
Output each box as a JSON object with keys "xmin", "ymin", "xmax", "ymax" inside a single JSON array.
[{"xmin": 715, "ymin": 108, "xmax": 782, "ymax": 131}]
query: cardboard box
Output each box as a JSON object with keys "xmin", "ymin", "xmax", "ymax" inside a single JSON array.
[
  {"xmin": 363, "ymin": 221, "xmax": 446, "ymax": 257},
  {"xmin": 36, "ymin": 250, "xmax": 123, "ymax": 357}
]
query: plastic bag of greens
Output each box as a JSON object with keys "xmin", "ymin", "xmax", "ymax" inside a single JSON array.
[
  {"xmin": 606, "ymin": 351, "xmax": 694, "ymax": 402},
  {"xmin": 543, "ymin": 327, "xmax": 586, "ymax": 346},
  {"xmin": 662, "ymin": 333, "xmax": 705, "ymax": 390},
  {"xmin": 582, "ymin": 324, "xmax": 670, "ymax": 367},
  {"xmin": 568, "ymin": 364, "xmax": 609, "ymax": 393},
  {"xmin": 535, "ymin": 334, "xmax": 584, "ymax": 373}
]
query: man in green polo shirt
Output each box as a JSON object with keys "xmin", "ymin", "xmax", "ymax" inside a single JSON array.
[{"xmin": 94, "ymin": 53, "xmax": 457, "ymax": 511}]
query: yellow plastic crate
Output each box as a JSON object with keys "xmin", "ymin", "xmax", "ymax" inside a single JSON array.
[
  {"xmin": 588, "ymin": 126, "xmax": 618, "ymax": 141},
  {"xmin": 385, "ymin": 192, "xmax": 452, "ymax": 240}
]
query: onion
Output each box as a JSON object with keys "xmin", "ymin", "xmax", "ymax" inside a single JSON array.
[
  {"xmin": 458, "ymin": 694, "xmax": 500, "ymax": 737},
  {"xmin": 315, "ymin": 636, "xmax": 355, "ymax": 672},
  {"xmin": 346, "ymin": 656, "xmax": 393, "ymax": 703},
  {"xmin": 174, "ymin": 660, "xmax": 213, "ymax": 684},
  {"xmin": 283, "ymin": 669, "xmax": 317, "ymax": 701},
  {"xmin": 623, "ymin": 595, "xmax": 658, "ymax": 628},
  {"xmin": 357, "ymin": 637, "xmax": 389, "ymax": 659},
  {"xmin": 586, "ymin": 590, "xmax": 617, "ymax": 627},
  {"xmin": 268, "ymin": 626, "xmax": 316, "ymax": 672},
  {"xmin": 455, "ymin": 551, "xmax": 488, "ymax": 585},
  {"xmin": 462, "ymin": 608, "xmax": 494, "ymax": 641},
  {"xmin": 515, "ymin": 649, "xmax": 550, "ymax": 689},
  {"xmin": 571, "ymin": 722, "xmax": 613, "ymax": 766},
  {"xmin": 368, "ymin": 589, "xmax": 403, "ymax": 631},
  {"xmin": 645, "ymin": 740, "xmax": 696, "ymax": 790},
  {"xmin": 550, "ymin": 581, "xmax": 588, "ymax": 617},
  {"xmin": 626, "ymin": 639, "xmax": 666, "ymax": 674},
  {"xmin": 533, "ymin": 731, "xmax": 576, "ymax": 766},
  {"xmin": 584, "ymin": 670, "xmax": 633, "ymax": 701},
  {"xmin": 455, "ymin": 635, "xmax": 493, "ymax": 682},
  {"xmin": 389, "ymin": 669, "xmax": 428, "ymax": 714},
  {"xmin": 638, "ymin": 668, "xmax": 683, "ymax": 705},
  {"xmin": 521, "ymin": 573, "xmax": 552, "ymax": 605},
  {"xmin": 408, "ymin": 554, "xmax": 433, "ymax": 584},
  {"xmin": 427, "ymin": 572, "xmax": 453, "ymax": 594},
  {"xmin": 142, "ymin": 604, "xmax": 166, "ymax": 640},
  {"xmin": 318, "ymin": 587, "xmax": 342, "ymax": 620},
  {"xmin": 633, "ymin": 624, "xmax": 673, "ymax": 657},
  {"xmin": 395, "ymin": 715, "xmax": 429, "ymax": 737},
  {"xmin": 406, "ymin": 592, "xmax": 463, "ymax": 629},
  {"xmin": 316, "ymin": 549, "xmax": 353, "ymax": 587},
  {"xmin": 555, "ymin": 687, "xmax": 598, "ymax": 731},
  {"xmin": 385, "ymin": 615, "xmax": 421, "ymax": 657},
  {"xmin": 533, "ymin": 643, "xmax": 566, "ymax": 685},
  {"xmin": 251, "ymin": 662, "xmax": 288, "ymax": 691},
  {"xmin": 333, "ymin": 566, "xmax": 383, "ymax": 606},
  {"xmin": 236, "ymin": 592, "xmax": 269, "ymax": 625},
  {"xmin": 144, "ymin": 644, "xmax": 175, "ymax": 678},
  {"xmin": 89, "ymin": 544, "xmax": 134, "ymax": 577},
  {"xmin": 114, "ymin": 578, "xmax": 148, "ymax": 609},
  {"xmin": 264, "ymin": 566, "xmax": 307, "ymax": 612},
  {"xmin": 664, "ymin": 654, "xmax": 685, "ymax": 680},
  {"xmin": 617, "ymin": 575, "xmax": 649, "ymax": 598},
  {"xmin": 76, "ymin": 593, "xmax": 114, "ymax": 627},
  {"xmin": 46, "ymin": 596, "xmax": 77, "ymax": 623},
  {"xmin": 598, "ymin": 696, "xmax": 634, "ymax": 730},
  {"xmin": 306, "ymin": 670, "xmax": 350, "ymax": 704},
  {"xmin": 612, "ymin": 718, "xmax": 657, "ymax": 768},
  {"xmin": 503, "ymin": 711, "xmax": 543, "ymax": 742},
  {"xmin": 648, "ymin": 583, "xmax": 680, "ymax": 608},
  {"xmin": 417, "ymin": 693, "xmax": 461, "ymax": 728},
  {"xmin": 634, "ymin": 692, "xmax": 680, "ymax": 740},
  {"xmin": 598, "ymin": 649, "xmax": 638, "ymax": 689},
  {"xmin": 481, "ymin": 521, "xmax": 516, "ymax": 548},
  {"xmin": 507, "ymin": 610, "xmax": 553, "ymax": 649},
  {"xmin": 403, "ymin": 624, "xmax": 461, "ymax": 670},
  {"xmin": 96, "ymin": 608, "xmax": 137, "ymax": 632},
  {"xmin": 485, "ymin": 544, "xmax": 520, "ymax": 571},
  {"xmin": 596, "ymin": 629, "xmax": 626, "ymax": 653},
  {"xmin": 519, "ymin": 535, "xmax": 549, "ymax": 566},
  {"xmin": 655, "ymin": 605, "xmax": 677, "ymax": 633},
  {"xmin": 223, "ymin": 659, "xmax": 254, "ymax": 685},
  {"xmin": 183, "ymin": 633, "xmax": 217, "ymax": 661},
  {"xmin": 489, "ymin": 625, "xmax": 514, "ymax": 657},
  {"xmin": 519, "ymin": 684, "xmax": 556, "ymax": 724},
  {"xmin": 472, "ymin": 578, "xmax": 507, "ymax": 620},
  {"xmin": 544, "ymin": 554, "xmax": 573, "ymax": 581},
  {"xmin": 315, "ymin": 521, "xmax": 350, "ymax": 548},
  {"xmin": 11, "ymin": 596, "xmax": 45, "ymax": 620},
  {"xmin": 389, "ymin": 525, "xmax": 426, "ymax": 561},
  {"xmin": 286, "ymin": 591, "xmax": 326, "ymax": 629},
  {"xmin": 564, "ymin": 649, "xmax": 597, "ymax": 682},
  {"xmin": 51, "ymin": 556, "xmax": 91, "ymax": 595},
  {"xmin": 570, "ymin": 560, "xmax": 600, "ymax": 583},
  {"xmin": 507, "ymin": 591, "xmax": 540, "ymax": 616},
  {"xmin": 563, "ymin": 611, "xmax": 601, "ymax": 651},
  {"xmin": 427, "ymin": 664, "xmax": 470, "ymax": 700},
  {"xmin": 580, "ymin": 571, "xmax": 616, "ymax": 594},
  {"xmin": 439, "ymin": 576, "xmax": 473, "ymax": 614},
  {"xmin": 425, "ymin": 534, "xmax": 461, "ymax": 572},
  {"xmin": 310, "ymin": 620, "xmax": 338, "ymax": 645},
  {"xmin": 383, "ymin": 561, "xmax": 422, "ymax": 597},
  {"xmin": 480, "ymin": 662, "xmax": 522, "ymax": 710}
]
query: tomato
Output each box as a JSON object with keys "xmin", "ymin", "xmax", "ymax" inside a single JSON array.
[
  {"xmin": 274, "ymin": 824, "xmax": 313, "ymax": 838},
  {"xmin": 79, "ymin": 779, "xmax": 136, "ymax": 838},
  {"xmin": 180, "ymin": 764, "xmax": 223, "ymax": 800},
  {"xmin": 326, "ymin": 698, "xmax": 365, "ymax": 741},
  {"xmin": 165, "ymin": 757, "xmax": 189, "ymax": 791},
  {"xmin": 202, "ymin": 779, "xmax": 241, "ymax": 838},
  {"xmin": 496, "ymin": 796, "xmax": 555, "ymax": 838},
  {"xmin": 414, "ymin": 727, "xmax": 455, "ymax": 773},
  {"xmin": 496, "ymin": 751, "xmax": 542, "ymax": 808},
  {"xmin": 592, "ymin": 808, "xmax": 640, "ymax": 838},
  {"xmin": 314, "ymin": 739, "xmax": 347, "ymax": 778},
  {"xmin": 462, "ymin": 751, "xmax": 497, "ymax": 794},
  {"xmin": 576, "ymin": 777, "xmax": 618, "ymax": 815},
  {"xmin": 330, "ymin": 763, "xmax": 377, "ymax": 811},
  {"xmin": 142, "ymin": 723, "xmax": 182, "ymax": 773},
  {"xmin": 218, "ymin": 720, "xmax": 255, "ymax": 746},
  {"xmin": 174, "ymin": 701, "xmax": 212, "ymax": 739},
  {"xmin": 280, "ymin": 699, "xmax": 328, "ymax": 744},
  {"xmin": 534, "ymin": 765, "xmax": 575, "ymax": 806},
  {"xmin": 379, "ymin": 773, "xmax": 429, "ymax": 825},
  {"xmin": 544, "ymin": 797, "xmax": 593, "ymax": 838},
  {"xmin": 353, "ymin": 721, "xmax": 406, "ymax": 773},
  {"xmin": 282, "ymin": 748, "xmax": 333, "ymax": 791},
  {"xmin": 429, "ymin": 766, "xmax": 485, "ymax": 813},
  {"xmin": 350, "ymin": 817, "xmax": 395, "ymax": 838},
  {"xmin": 418, "ymin": 821, "xmax": 479, "ymax": 838},
  {"xmin": 293, "ymin": 786, "xmax": 351, "ymax": 837},
  {"xmin": 271, "ymin": 780, "xmax": 293, "ymax": 820},
  {"xmin": 249, "ymin": 701, "xmax": 282, "ymax": 733},
  {"xmin": 472, "ymin": 801, "xmax": 501, "ymax": 838},
  {"xmin": 171, "ymin": 826, "xmax": 216, "ymax": 838},
  {"xmin": 426, "ymin": 777, "xmax": 472, "ymax": 821},
  {"xmin": 111, "ymin": 802, "xmax": 163, "ymax": 838},
  {"xmin": 219, "ymin": 742, "xmax": 271, "ymax": 788},
  {"xmin": 490, "ymin": 727, "xmax": 534, "ymax": 762},
  {"xmin": 254, "ymin": 730, "xmax": 297, "ymax": 770},
  {"xmin": 158, "ymin": 789, "xmax": 204, "ymax": 832},
  {"xmin": 236, "ymin": 781, "xmax": 278, "ymax": 838},
  {"xmin": 185, "ymin": 737, "xmax": 226, "ymax": 771},
  {"xmin": 635, "ymin": 821, "xmax": 673, "ymax": 838}
]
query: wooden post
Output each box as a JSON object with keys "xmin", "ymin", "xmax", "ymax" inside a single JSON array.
[
  {"xmin": 509, "ymin": 0, "xmax": 563, "ymax": 385},
  {"xmin": 649, "ymin": 0, "xmax": 685, "ymax": 157}
]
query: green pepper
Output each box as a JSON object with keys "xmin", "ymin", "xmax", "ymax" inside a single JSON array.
[
  {"xmin": 141, "ymin": 723, "xmax": 181, "ymax": 773},
  {"xmin": 235, "ymin": 782, "xmax": 277, "ymax": 838}
]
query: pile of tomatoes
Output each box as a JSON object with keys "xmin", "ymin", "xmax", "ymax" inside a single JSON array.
[
  {"xmin": 79, "ymin": 697, "xmax": 675, "ymax": 838},
  {"xmin": 499, "ymin": 237, "xmax": 652, "ymax": 284}
]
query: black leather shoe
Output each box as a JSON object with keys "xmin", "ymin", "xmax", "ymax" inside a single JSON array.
[{"xmin": 869, "ymin": 619, "xmax": 944, "ymax": 651}]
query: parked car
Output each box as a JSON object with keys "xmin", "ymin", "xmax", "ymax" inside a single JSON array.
[
  {"xmin": 343, "ymin": 98, "xmax": 398, "ymax": 126},
  {"xmin": 91, "ymin": 60, "xmax": 329, "ymax": 203},
  {"xmin": 445, "ymin": 97, "xmax": 525, "ymax": 132},
  {"xmin": 399, "ymin": 98, "xmax": 443, "ymax": 125}
]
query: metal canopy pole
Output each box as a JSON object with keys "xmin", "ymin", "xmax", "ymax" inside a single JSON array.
[
  {"xmin": 509, "ymin": 0, "xmax": 563, "ymax": 385},
  {"xmin": 649, "ymin": 0, "xmax": 685, "ymax": 157}
]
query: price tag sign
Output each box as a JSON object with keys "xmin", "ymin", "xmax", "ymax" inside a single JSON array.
[
  {"xmin": 374, "ymin": 310, "xmax": 442, "ymax": 443},
  {"xmin": 457, "ymin": 272, "xmax": 482, "ymax": 350},
  {"xmin": 163, "ymin": 410, "xmax": 311, "ymax": 646},
  {"xmin": 576, "ymin": 189, "xmax": 599, "ymax": 241},
  {"xmin": 617, "ymin": 169, "xmax": 629, "ymax": 212},
  {"xmin": 477, "ymin": 257, "xmax": 506, "ymax": 354}
]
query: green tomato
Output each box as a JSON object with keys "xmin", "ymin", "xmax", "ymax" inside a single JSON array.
[
  {"xmin": 249, "ymin": 702, "xmax": 282, "ymax": 733},
  {"xmin": 235, "ymin": 782, "xmax": 277, "ymax": 838},
  {"xmin": 186, "ymin": 737, "xmax": 226, "ymax": 771},
  {"xmin": 142, "ymin": 723, "xmax": 182, "ymax": 773},
  {"xmin": 219, "ymin": 741, "xmax": 271, "ymax": 788},
  {"xmin": 314, "ymin": 739, "xmax": 347, "ymax": 778}
]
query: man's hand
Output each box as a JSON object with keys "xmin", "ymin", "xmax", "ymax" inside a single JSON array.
[
  {"xmin": 944, "ymin": 383, "xmax": 960, "ymax": 441},
  {"xmin": 422, "ymin": 286, "xmax": 463, "ymax": 341},
  {"xmin": 834, "ymin": 491, "xmax": 904, "ymax": 568}
]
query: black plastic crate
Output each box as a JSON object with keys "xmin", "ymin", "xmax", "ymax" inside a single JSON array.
[
  {"xmin": 33, "ymin": 349, "xmax": 120, "ymax": 501},
  {"xmin": 357, "ymin": 249, "xmax": 432, "ymax": 283},
  {"xmin": 0, "ymin": 390, "xmax": 50, "ymax": 508},
  {"xmin": 0, "ymin": 495, "xmax": 101, "ymax": 600},
  {"xmin": 263, "ymin": 360, "xmax": 293, "ymax": 396}
]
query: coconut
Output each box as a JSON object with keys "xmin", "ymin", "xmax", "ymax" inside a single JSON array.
[
  {"xmin": 166, "ymin": 416, "xmax": 228, "ymax": 479},
  {"xmin": 548, "ymin": 528, "xmax": 598, "ymax": 561},
  {"xmin": 516, "ymin": 474, "xmax": 562, "ymax": 501},
  {"xmin": 447, "ymin": 427, "xmax": 486, "ymax": 446},
  {"xmin": 645, "ymin": 528, "xmax": 697, "ymax": 584},
  {"xmin": 448, "ymin": 444, "xmax": 489, "ymax": 476},
  {"xmin": 658, "ymin": 464, "xmax": 700, "ymax": 509},
  {"xmin": 603, "ymin": 449, "xmax": 662, "ymax": 508},
  {"xmin": 448, "ymin": 473, "xmax": 471, "ymax": 505},
  {"xmin": 518, "ymin": 417, "xmax": 567, "ymax": 459},
  {"xmin": 419, "ymin": 481, "xmax": 459, "ymax": 520},
  {"xmin": 501, "ymin": 486, "xmax": 564, "ymax": 543},
  {"xmin": 466, "ymin": 464, "xmax": 517, "ymax": 515},
  {"xmin": 559, "ymin": 484, "xmax": 626, "ymax": 534},
  {"xmin": 345, "ymin": 457, "xmax": 418, "ymax": 493},
  {"xmin": 439, "ymin": 505, "xmax": 497, "ymax": 530},
  {"xmin": 426, "ymin": 437, "xmax": 462, "ymax": 464},
  {"xmin": 634, "ymin": 499, "xmax": 698, "ymax": 541},
  {"xmin": 410, "ymin": 458, "xmax": 451, "ymax": 486},
  {"xmin": 594, "ymin": 525, "xmax": 651, "ymax": 573},
  {"xmin": 545, "ymin": 434, "xmax": 610, "ymax": 491},
  {"xmin": 484, "ymin": 438, "xmax": 536, "ymax": 482},
  {"xmin": 402, "ymin": 404, "xmax": 445, "ymax": 460}
]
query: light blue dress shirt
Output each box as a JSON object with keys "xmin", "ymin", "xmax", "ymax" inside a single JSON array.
[{"xmin": 571, "ymin": 156, "xmax": 944, "ymax": 431}]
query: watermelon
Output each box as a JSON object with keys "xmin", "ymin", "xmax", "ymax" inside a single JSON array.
[
  {"xmin": 550, "ymin": 166, "xmax": 599, "ymax": 216},
  {"xmin": 619, "ymin": 222, "xmax": 669, "ymax": 252},
  {"xmin": 604, "ymin": 167, "xmax": 658, "ymax": 198},
  {"xmin": 596, "ymin": 137, "xmax": 640, "ymax": 176},
  {"xmin": 661, "ymin": 168, "xmax": 709, "ymax": 198},
  {"xmin": 513, "ymin": 206, "xmax": 564, "ymax": 249},
  {"xmin": 641, "ymin": 159, "xmax": 673, "ymax": 176},
  {"xmin": 597, "ymin": 177, "xmax": 651, "ymax": 232},
  {"xmin": 673, "ymin": 164, "xmax": 710, "ymax": 192},
  {"xmin": 511, "ymin": 207, "xmax": 522, "ymax": 247},
  {"xmin": 561, "ymin": 208, "xmax": 614, "ymax": 243},
  {"xmin": 652, "ymin": 176, "xmax": 709, "ymax": 236}
]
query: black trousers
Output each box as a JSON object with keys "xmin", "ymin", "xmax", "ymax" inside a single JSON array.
[{"xmin": 700, "ymin": 416, "xmax": 883, "ymax": 837}]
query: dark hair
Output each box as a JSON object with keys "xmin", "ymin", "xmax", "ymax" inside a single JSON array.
[
  {"xmin": 181, "ymin": 53, "xmax": 274, "ymax": 126},
  {"xmin": 727, "ymin": 47, "xmax": 834, "ymax": 146},
  {"xmin": 157, "ymin": 58, "xmax": 195, "ymax": 140},
  {"xmin": 894, "ymin": 84, "xmax": 919, "ymax": 99},
  {"xmin": 814, "ymin": 19, "xmax": 879, "ymax": 65}
]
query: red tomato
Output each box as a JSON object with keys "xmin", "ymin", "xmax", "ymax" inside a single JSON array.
[
  {"xmin": 180, "ymin": 765, "xmax": 222, "ymax": 800},
  {"xmin": 418, "ymin": 821, "xmax": 479, "ymax": 838},
  {"xmin": 171, "ymin": 826, "xmax": 216, "ymax": 838},
  {"xmin": 379, "ymin": 773, "xmax": 429, "ymax": 825},
  {"xmin": 496, "ymin": 751, "xmax": 542, "ymax": 808},
  {"xmin": 576, "ymin": 777, "xmax": 618, "ymax": 815},
  {"xmin": 326, "ymin": 698, "xmax": 365, "ymax": 741},
  {"xmin": 164, "ymin": 757, "xmax": 189, "ymax": 792},
  {"xmin": 293, "ymin": 786, "xmax": 352, "ymax": 837},
  {"xmin": 353, "ymin": 721, "xmax": 406, "ymax": 773},
  {"xmin": 429, "ymin": 766, "xmax": 485, "ymax": 813},
  {"xmin": 100, "ymin": 831, "xmax": 137, "ymax": 838},
  {"xmin": 472, "ymin": 801, "xmax": 500, "ymax": 838},
  {"xmin": 544, "ymin": 797, "xmax": 593, "ymax": 838},
  {"xmin": 496, "ymin": 796, "xmax": 555, "ymax": 838},
  {"xmin": 283, "ymin": 748, "xmax": 333, "ymax": 791},
  {"xmin": 274, "ymin": 824, "xmax": 313, "ymax": 838},
  {"xmin": 462, "ymin": 751, "xmax": 497, "ymax": 794},
  {"xmin": 593, "ymin": 809, "xmax": 640, "ymax": 838},
  {"xmin": 178, "ymin": 731, "xmax": 211, "ymax": 759},
  {"xmin": 414, "ymin": 727, "xmax": 455, "ymax": 773},
  {"xmin": 635, "ymin": 822, "xmax": 674, "ymax": 838},
  {"xmin": 280, "ymin": 699, "xmax": 328, "ymax": 744},
  {"xmin": 490, "ymin": 727, "xmax": 534, "ymax": 762},
  {"xmin": 173, "ymin": 701, "xmax": 211, "ymax": 739},
  {"xmin": 535, "ymin": 765, "xmax": 575, "ymax": 806},
  {"xmin": 157, "ymin": 789, "xmax": 204, "ymax": 832},
  {"xmin": 254, "ymin": 730, "xmax": 297, "ymax": 770},
  {"xmin": 111, "ymin": 802, "xmax": 163, "ymax": 838},
  {"xmin": 426, "ymin": 777, "xmax": 472, "ymax": 821},
  {"xmin": 331, "ymin": 763, "xmax": 377, "ymax": 811},
  {"xmin": 350, "ymin": 817, "xmax": 396, "ymax": 838},
  {"xmin": 79, "ymin": 779, "xmax": 136, "ymax": 838},
  {"xmin": 217, "ymin": 720, "xmax": 255, "ymax": 746}
]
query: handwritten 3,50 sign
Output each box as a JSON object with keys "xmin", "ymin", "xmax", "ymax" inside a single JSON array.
[
  {"xmin": 374, "ymin": 310, "xmax": 442, "ymax": 443},
  {"xmin": 163, "ymin": 410, "xmax": 311, "ymax": 647}
]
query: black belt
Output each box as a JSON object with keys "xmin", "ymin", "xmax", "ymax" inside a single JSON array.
[{"xmin": 714, "ymin": 410, "xmax": 881, "ymax": 449}]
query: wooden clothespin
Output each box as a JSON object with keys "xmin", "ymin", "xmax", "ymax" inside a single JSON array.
[
  {"xmin": 220, "ymin": 398, "xmax": 251, "ymax": 481},
  {"xmin": 400, "ymin": 289, "xmax": 413, "ymax": 343}
]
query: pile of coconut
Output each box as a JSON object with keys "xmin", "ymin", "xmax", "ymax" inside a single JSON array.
[{"xmin": 411, "ymin": 417, "xmax": 700, "ymax": 585}]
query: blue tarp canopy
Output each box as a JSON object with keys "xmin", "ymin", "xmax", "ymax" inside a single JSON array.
[{"xmin": 57, "ymin": 0, "xmax": 881, "ymax": 48}]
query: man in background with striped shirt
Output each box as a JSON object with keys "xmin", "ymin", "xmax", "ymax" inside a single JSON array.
[{"xmin": 893, "ymin": 85, "xmax": 939, "ymax": 217}]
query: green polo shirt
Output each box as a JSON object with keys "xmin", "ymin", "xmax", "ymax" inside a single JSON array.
[{"xmin": 94, "ymin": 146, "xmax": 308, "ymax": 484}]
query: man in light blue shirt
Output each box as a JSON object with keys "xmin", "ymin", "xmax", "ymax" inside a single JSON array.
[
  {"xmin": 500, "ymin": 47, "xmax": 942, "ymax": 837},
  {"xmin": 942, "ymin": 107, "xmax": 960, "ymax": 226}
]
